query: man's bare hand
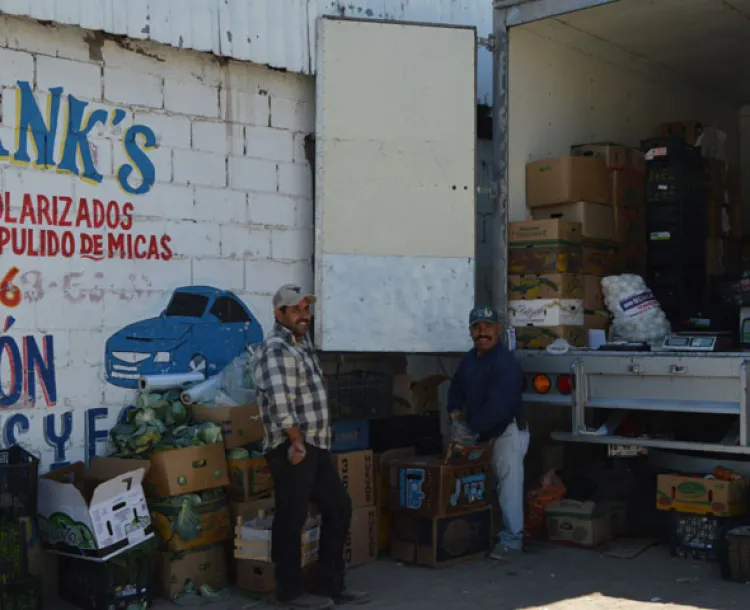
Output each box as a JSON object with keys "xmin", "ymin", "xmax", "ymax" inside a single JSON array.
[{"xmin": 288, "ymin": 439, "xmax": 307, "ymax": 465}]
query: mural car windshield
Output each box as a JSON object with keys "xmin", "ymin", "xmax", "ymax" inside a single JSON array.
[{"xmin": 164, "ymin": 293, "xmax": 209, "ymax": 318}]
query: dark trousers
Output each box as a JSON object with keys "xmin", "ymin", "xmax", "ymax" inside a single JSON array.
[{"xmin": 265, "ymin": 441, "xmax": 352, "ymax": 602}]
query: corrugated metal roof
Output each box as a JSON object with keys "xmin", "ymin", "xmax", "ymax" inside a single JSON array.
[{"xmin": 0, "ymin": 0, "xmax": 492, "ymax": 102}]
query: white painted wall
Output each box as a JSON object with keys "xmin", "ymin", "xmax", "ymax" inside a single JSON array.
[
  {"xmin": 507, "ymin": 19, "xmax": 741, "ymax": 221},
  {"xmin": 0, "ymin": 17, "xmax": 316, "ymax": 471}
]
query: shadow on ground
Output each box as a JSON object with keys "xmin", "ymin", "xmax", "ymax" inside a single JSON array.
[{"xmin": 48, "ymin": 544, "xmax": 750, "ymax": 610}]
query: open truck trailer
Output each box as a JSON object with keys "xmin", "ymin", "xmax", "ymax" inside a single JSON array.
[
  {"xmin": 316, "ymin": 1, "xmax": 750, "ymax": 463},
  {"xmin": 488, "ymin": 0, "xmax": 750, "ymax": 461}
]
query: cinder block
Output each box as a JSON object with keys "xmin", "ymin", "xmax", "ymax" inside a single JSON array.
[
  {"xmin": 165, "ymin": 78, "xmax": 219, "ymax": 118},
  {"xmin": 295, "ymin": 198, "xmax": 314, "ymax": 229},
  {"xmin": 192, "ymin": 120, "xmax": 244, "ymax": 155},
  {"xmin": 0, "ymin": 48, "xmax": 33, "ymax": 87},
  {"xmin": 270, "ymin": 228, "xmax": 313, "ymax": 261},
  {"xmin": 5, "ymin": 17, "xmax": 91, "ymax": 62},
  {"xmin": 173, "ymin": 149, "xmax": 226, "ymax": 187},
  {"xmin": 194, "ymin": 187, "xmax": 248, "ymax": 224},
  {"xmin": 37, "ymin": 56, "xmax": 101, "ymax": 100},
  {"xmin": 193, "ymin": 258, "xmax": 245, "ymax": 293},
  {"xmin": 245, "ymin": 126, "xmax": 293, "ymax": 163},
  {"xmin": 166, "ymin": 219, "xmax": 222, "ymax": 258},
  {"xmin": 248, "ymin": 193, "xmax": 297, "ymax": 227},
  {"xmin": 104, "ymin": 66, "xmax": 163, "ymax": 108},
  {"xmin": 270, "ymin": 98, "xmax": 314, "ymax": 132},
  {"xmin": 292, "ymin": 132, "xmax": 312, "ymax": 165},
  {"xmin": 133, "ymin": 111, "xmax": 191, "ymax": 149},
  {"xmin": 69, "ymin": 330, "xmax": 108, "ymax": 366},
  {"xmin": 228, "ymin": 156, "xmax": 277, "ymax": 192},
  {"xmin": 277, "ymin": 163, "xmax": 312, "ymax": 198},
  {"xmin": 220, "ymin": 89, "xmax": 269, "ymax": 126},
  {"xmin": 245, "ymin": 259, "xmax": 310, "ymax": 295},
  {"xmin": 219, "ymin": 224, "xmax": 271, "ymax": 259}
]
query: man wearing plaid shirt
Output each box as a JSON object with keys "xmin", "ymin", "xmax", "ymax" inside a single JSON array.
[{"xmin": 254, "ymin": 284, "xmax": 369, "ymax": 609}]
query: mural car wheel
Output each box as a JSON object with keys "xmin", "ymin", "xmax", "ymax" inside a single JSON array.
[{"xmin": 189, "ymin": 355, "xmax": 207, "ymax": 373}]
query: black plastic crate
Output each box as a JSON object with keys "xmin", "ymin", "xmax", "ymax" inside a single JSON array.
[
  {"xmin": 645, "ymin": 162, "xmax": 707, "ymax": 205},
  {"xmin": 0, "ymin": 575, "xmax": 42, "ymax": 610},
  {"xmin": 668, "ymin": 512, "xmax": 743, "ymax": 569},
  {"xmin": 648, "ymin": 268, "xmax": 706, "ymax": 314},
  {"xmin": 58, "ymin": 546, "xmax": 155, "ymax": 610},
  {"xmin": 0, "ymin": 521, "xmax": 28, "ymax": 588},
  {"xmin": 642, "ymin": 136, "xmax": 704, "ymax": 165},
  {"xmin": 0, "ymin": 447, "xmax": 39, "ymax": 519},
  {"xmin": 327, "ymin": 370, "xmax": 394, "ymax": 420}
]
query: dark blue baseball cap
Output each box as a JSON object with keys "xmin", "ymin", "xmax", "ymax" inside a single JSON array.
[{"xmin": 469, "ymin": 306, "xmax": 500, "ymax": 327}]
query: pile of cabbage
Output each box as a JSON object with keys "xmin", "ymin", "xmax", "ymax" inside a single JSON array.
[{"xmin": 109, "ymin": 388, "xmax": 224, "ymax": 458}]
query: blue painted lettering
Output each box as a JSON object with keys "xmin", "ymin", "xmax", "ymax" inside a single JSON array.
[
  {"xmin": 0, "ymin": 334, "xmax": 56, "ymax": 408},
  {"xmin": 12, "ymin": 82, "xmax": 62, "ymax": 167},
  {"xmin": 117, "ymin": 125, "xmax": 157, "ymax": 196},
  {"xmin": 44, "ymin": 412, "xmax": 73, "ymax": 470},
  {"xmin": 58, "ymin": 97, "xmax": 108, "ymax": 184},
  {"xmin": 86, "ymin": 407, "xmax": 109, "ymax": 462},
  {"xmin": 3, "ymin": 413, "xmax": 29, "ymax": 446},
  {"xmin": 0, "ymin": 81, "xmax": 157, "ymax": 195}
]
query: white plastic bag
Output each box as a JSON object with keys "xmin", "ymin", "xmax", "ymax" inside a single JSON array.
[
  {"xmin": 450, "ymin": 420, "xmax": 478, "ymax": 445},
  {"xmin": 214, "ymin": 350, "xmax": 257, "ymax": 406},
  {"xmin": 601, "ymin": 274, "xmax": 670, "ymax": 344}
]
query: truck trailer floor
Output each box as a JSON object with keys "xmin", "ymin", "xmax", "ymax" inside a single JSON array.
[{"xmin": 49, "ymin": 544, "xmax": 750, "ymax": 609}]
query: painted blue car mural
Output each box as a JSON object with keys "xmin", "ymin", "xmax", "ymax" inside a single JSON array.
[{"xmin": 105, "ymin": 286, "xmax": 264, "ymax": 388}]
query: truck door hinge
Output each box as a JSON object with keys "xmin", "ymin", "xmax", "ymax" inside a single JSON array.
[{"xmin": 478, "ymin": 34, "xmax": 496, "ymax": 51}]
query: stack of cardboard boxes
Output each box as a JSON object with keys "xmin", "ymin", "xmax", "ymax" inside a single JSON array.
[
  {"xmin": 388, "ymin": 447, "xmax": 494, "ymax": 567},
  {"xmin": 233, "ymin": 448, "xmax": 378, "ymax": 594},
  {"xmin": 511, "ymin": 144, "xmax": 646, "ymax": 349}
]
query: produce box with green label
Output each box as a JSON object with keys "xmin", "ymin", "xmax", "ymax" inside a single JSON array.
[
  {"xmin": 656, "ymin": 473, "xmax": 749, "ymax": 517},
  {"xmin": 37, "ymin": 457, "xmax": 154, "ymax": 561}
]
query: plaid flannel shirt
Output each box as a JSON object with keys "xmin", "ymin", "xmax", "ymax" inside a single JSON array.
[{"xmin": 253, "ymin": 322, "xmax": 331, "ymax": 451}]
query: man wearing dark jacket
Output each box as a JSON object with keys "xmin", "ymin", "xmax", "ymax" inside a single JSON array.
[{"xmin": 447, "ymin": 306, "xmax": 529, "ymax": 560}]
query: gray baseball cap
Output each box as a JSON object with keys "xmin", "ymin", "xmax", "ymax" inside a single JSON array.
[{"xmin": 273, "ymin": 284, "xmax": 317, "ymax": 309}]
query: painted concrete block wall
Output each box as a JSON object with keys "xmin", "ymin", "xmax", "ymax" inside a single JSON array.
[{"xmin": 0, "ymin": 16, "xmax": 315, "ymax": 471}]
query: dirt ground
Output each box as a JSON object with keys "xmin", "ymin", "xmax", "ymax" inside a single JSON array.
[{"xmin": 50, "ymin": 543, "xmax": 750, "ymax": 609}]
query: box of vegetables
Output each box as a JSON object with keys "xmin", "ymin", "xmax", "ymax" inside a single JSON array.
[{"xmin": 108, "ymin": 392, "xmax": 230, "ymax": 498}]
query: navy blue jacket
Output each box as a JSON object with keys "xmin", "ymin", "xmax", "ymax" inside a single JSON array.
[{"xmin": 447, "ymin": 342, "xmax": 524, "ymax": 442}]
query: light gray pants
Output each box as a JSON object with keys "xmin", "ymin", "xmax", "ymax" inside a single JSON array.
[{"xmin": 492, "ymin": 420, "xmax": 530, "ymax": 550}]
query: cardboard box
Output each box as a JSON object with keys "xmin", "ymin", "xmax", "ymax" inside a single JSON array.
[
  {"xmin": 332, "ymin": 450, "xmax": 375, "ymax": 509},
  {"xmin": 509, "ymin": 219, "xmax": 582, "ymax": 246},
  {"xmin": 571, "ymin": 143, "xmax": 644, "ymax": 171},
  {"xmin": 582, "ymin": 241, "xmax": 619, "ymax": 276},
  {"xmin": 514, "ymin": 326, "xmax": 586, "ymax": 350},
  {"xmin": 377, "ymin": 448, "xmax": 416, "ymax": 510},
  {"xmin": 545, "ymin": 500, "xmax": 627, "ymax": 548},
  {"xmin": 332, "ymin": 420, "xmax": 370, "ymax": 453},
  {"xmin": 509, "ymin": 299, "xmax": 584, "ymax": 327},
  {"xmin": 393, "ymin": 375, "xmax": 448, "ymax": 416},
  {"xmin": 145, "ymin": 442, "xmax": 229, "ymax": 497},
  {"xmin": 659, "ymin": 120, "xmax": 703, "ymax": 145},
  {"xmin": 584, "ymin": 313, "xmax": 610, "ymax": 331},
  {"xmin": 389, "ymin": 456, "xmax": 491, "ymax": 518},
  {"xmin": 158, "ymin": 544, "xmax": 227, "ymax": 599},
  {"xmin": 234, "ymin": 515, "xmax": 320, "ymax": 566},
  {"xmin": 230, "ymin": 495, "xmax": 275, "ymax": 525},
  {"xmin": 346, "ymin": 506, "xmax": 378, "ymax": 568},
  {"xmin": 38, "ymin": 457, "xmax": 154, "ymax": 561},
  {"xmin": 150, "ymin": 496, "xmax": 232, "ymax": 552},
  {"xmin": 583, "ymin": 275, "xmax": 604, "ymax": 311},
  {"xmin": 378, "ymin": 510, "xmax": 392, "ymax": 553},
  {"xmin": 191, "ymin": 404, "xmax": 264, "ymax": 450},
  {"xmin": 443, "ymin": 444, "xmax": 492, "ymax": 467},
  {"xmin": 656, "ymin": 474, "xmax": 749, "ymax": 517},
  {"xmin": 509, "ymin": 245, "xmax": 583, "ymax": 275},
  {"xmin": 236, "ymin": 560, "xmax": 275, "ymax": 593},
  {"xmin": 526, "ymin": 156, "xmax": 609, "ymax": 207},
  {"xmin": 611, "ymin": 168, "xmax": 644, "ymax": 210},
  {"xmin": 533, "ymin": 201, "xmax": 615, "ymax": 242},
  {"xmin": 508, "ymin": 274, "xmax": 582, "ymax": 301},
  {"xmin": 228, "ymin": 457, "xmax": 273, "ymax": 502},
  {"xmin": 391, "ymin": 507, "xmax": 492, "ymax": 568}
]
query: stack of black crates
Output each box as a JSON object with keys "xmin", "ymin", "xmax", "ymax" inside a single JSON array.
[
  {"xmin": 0, "ymin": 446, "xmax": 41, "ymax": 610},
  {"xmin": 643, "ymin": 136, "xmax": 708, "ymax": 321}
]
